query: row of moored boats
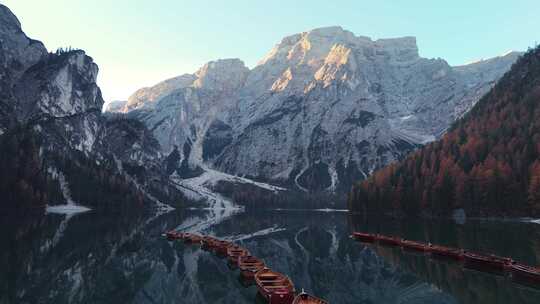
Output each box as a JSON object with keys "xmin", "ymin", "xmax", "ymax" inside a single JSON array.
[
  {"xmin": 165, "ymin": 230, "xmax": 328, "ymax": 304},
  {"xmin": 352, "ymin": 232, "xmax": 540, "ymax": 285}
]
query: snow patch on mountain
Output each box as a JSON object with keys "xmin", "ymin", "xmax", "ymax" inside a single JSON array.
[{"xmin": 45, "ymin": 167, "xmax": 92, "ymax": 214}]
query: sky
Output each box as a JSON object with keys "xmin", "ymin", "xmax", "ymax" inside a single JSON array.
[{"xmin": 3, "ymin": 0, "xmax": 539, "ymax": 102}]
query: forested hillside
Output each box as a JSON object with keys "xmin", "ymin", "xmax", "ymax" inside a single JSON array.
[{"xmin": 349, "ymin": 46, "xmax": 540, "ymax": 217}]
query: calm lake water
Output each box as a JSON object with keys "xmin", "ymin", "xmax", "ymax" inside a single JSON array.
[{"xmin": 1, "ymin": 208, "xmax": 540, "ymax": 304}]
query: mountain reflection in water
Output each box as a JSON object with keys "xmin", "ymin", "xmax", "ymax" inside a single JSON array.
[{"xmin": 1, "ymin": 209, "xmax": 539, "ymax": 304}]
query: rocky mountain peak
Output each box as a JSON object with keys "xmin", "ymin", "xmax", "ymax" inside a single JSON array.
[
  {"xmin": 124, "ymin": 73, "xmax": 196, "ymax": 112},
  {"xmin": 14, "ymin": 50, "xmax": 103, "ymax": 120},
  {"xmin": 258, "ymin": 26, "xmax": 356, "ymax": 67},
  {"xmin": 193, "ymin": 58, "xmax": 249, "ymax": 94},
  {"xmin": 110, "ymin": 26, "xmax": 521, "ymax": 193},
  {"xmin": 0, "ymin": 4, "xmax": 22, "ymax": 30},
  {"xmin": 245, "ymin": 28, "xmax": 421, "ymax": 96},
  {"xmin": 0, "ymin": 4, "xmax": 46, "ymax": 78},
  {"xmin": 258, "ymin": 26, "xmax": 418, "ymax": 68},
  {"xmin": 104, "ymin": 100, "xmax": 127, "ymax": 112},
  {"xmin": 123, "ymin": 59, "xmax": 249, "ymax": 112}
]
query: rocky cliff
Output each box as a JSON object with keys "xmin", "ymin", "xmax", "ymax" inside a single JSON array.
[
  {"xmin": 348, "ymin": 45, "xmax": 540, "ymax": 217},
  {"xmin": 0, "ymin": 4, "xmax": 183, "ymax": 211},
  {"xmin": 118, "ymin": 26, "xmax": 520, "ymax": 191}
]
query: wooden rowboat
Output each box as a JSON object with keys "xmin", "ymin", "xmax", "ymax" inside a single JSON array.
[
  {"xmin": 214, "ymin": 240, "xmax": 233, "ymax": 256},
  {"xmin": 463, "ymin": 252, "xmax": 513, "ymax": 272},
  {"xmin": 510, "ymin": 263, "xmax": 540, "ymax": 283},
  {"xmin": 255, "ymin": 268, "xmax": 295, "ymax": 304},
  {"xmin": 352, "ymin": 232, "xmax": 376, "ymax": 242},
  {"xmin": 201, "ymin": 236, "xmax": 218, "ymax": 250},
  {"xmin": 376, "ymin": 235, "xmax": 401, "ymax": 246},
  {"xmin": 401, "ymin": 239, "xmax": 430, "ymax": 252},
  {"xmin": 429, "ymin": 244, "xmax": 464, "ymax": 260},
  {"xmin": 292, "ymin": 290, "xmax": 328, "ymax": 304},
  {"xmin": 238, "ymin": 255, "xmax": 265, "ymax": 280},
  {"xmin": 227, "ymin": 245, "xmax": 250, "ymax": 266}
]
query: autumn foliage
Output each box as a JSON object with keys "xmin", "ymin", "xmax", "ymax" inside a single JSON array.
[{"xmin": 349, "ymin": 46, "xmax": 540, "ymax": 217}]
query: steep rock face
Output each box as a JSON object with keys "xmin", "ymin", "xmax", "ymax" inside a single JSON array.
[
  {"xmin": 0, "ymin": 5, "xmax": 46, "ymax": 76},
  {"xmin": 348, "ymin": 46, "xmax": 540, "ymax": 217},
  {"xmin": 0, "ymin": 4, "xmax": 47, "ymax": 133},
  {"xmin": 124, "ymin": 74, "xmax": 196, "ymax": 111},
  {"xmin": 117, "ymin": 26, "xmax": 520, "ymax": 192},
  {"xmin": 15, "ymin": 51, "xmax": 101, "ymax": 119},
  {"xmin": 127, "ymin": 59, "xmax": 249, "ymax": 171},
  {"xmin": 12, "ymin": 51, "xmax": 103, "ymax": 155},
  {"xmin": 0, "ymin": 4, "xmax": 182, "ymax": 210}
]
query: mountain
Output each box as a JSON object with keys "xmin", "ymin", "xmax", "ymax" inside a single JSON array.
[
  {"xmin": 348, "ymin": 46, "xmax": 540, "ymax": 217},
  {"xmin": 103, "ymin": 100, "xmax": 127, "ymax": 112},
  {"xmin": 0, "ymin": 4, "xmax": 183, "ymax": 212},
  {"xmin": 117, "ymin": 26, "xmax": 520, "ymax": 192}
]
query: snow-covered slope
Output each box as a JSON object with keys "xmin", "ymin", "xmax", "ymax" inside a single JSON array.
[{"xmin": 113, "ymin": 26, "xmax": 521, "ymax": 191}]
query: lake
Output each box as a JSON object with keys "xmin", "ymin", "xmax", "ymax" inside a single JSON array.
[{"xmin": 1, "ymin": 208, "xmax": 540, "ymax": 304}]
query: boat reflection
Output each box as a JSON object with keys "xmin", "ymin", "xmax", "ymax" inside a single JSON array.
[{"xmin": 349, "ymin": 213, "xmax": 540, "ymax": 304}]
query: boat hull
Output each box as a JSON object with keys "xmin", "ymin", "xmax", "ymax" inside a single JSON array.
[
  {"xmin": 352, "ymin": 232, "xmax": 376, "ymax": 243},
  {"xmin": 201, "ymin": 237, "xmax": 218, "ymax": 250},
  {"xmin": 464, "ymin": 253, "xmax": 512, "ymax": 273},
  {"xmin": 255, "ymin": 269, "xmax": 295, "ymax": 304},
  {"xmin": 510, "ymin": 264, "xmax": 540, "ymax": 284},
  {"xmin": 214, "ymin": 241, "xmax": 233, "ymax": 257},
  {"xmin": 401, "ymin": 240, "xmax": 430, "ymax": 252},
  {"xmin": 241, "ymin": 269, "xmax": 257, "ymax": 280},
  {"xmin": 239, "ymin": 256, "xmax": 265, "ymax": 281},
  {"xmin": 292, "ymin": 292, "xmax": 328, "ymax": 304},
  {"xmin": 430, "ymin": 246, "xmax": 464, "ymax": 260},
  {"xmin": 227, "ymin": 247, "xmax": 249, "ymax": 266},
  {"xmin": 377, "ymin": 236, "xmax": 401, "ymax": 246},
  {"xmin": 258, "ymin": 289, "xmax": 295, "ymax": 304}
]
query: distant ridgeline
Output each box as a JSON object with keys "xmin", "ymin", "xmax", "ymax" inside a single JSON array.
[{"xmin": 349, "ymin": 46, "xmax": 540, "ymax": 217}]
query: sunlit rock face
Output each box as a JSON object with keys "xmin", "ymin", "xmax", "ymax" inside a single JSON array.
[
  {"xmin": 124, "ymin": 74, "xmax": 197, "ymax": 112},
  {"xmin": 12, "ymin": 50, "xmax": 104, "ymax": 154},
  {"xmin": 0, "ymin": 2, "xmax": 104, "ymax": 155},
  {"xmin": 103, "ymin": 100, "xmax": 127, "ymax": 112},
  {"xmin": 116, "ymin": 26, "xmax": 521, "ymax": 191}
]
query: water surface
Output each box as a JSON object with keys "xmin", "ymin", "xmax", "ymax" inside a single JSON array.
[{"xmin": 1, "ymin": 209, "xmax": 539, "ymax": 304}]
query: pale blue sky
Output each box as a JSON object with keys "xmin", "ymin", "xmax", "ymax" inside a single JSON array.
[{"xmin": 3, "ymin": 0, "xmax": 539, "ymax": 102}]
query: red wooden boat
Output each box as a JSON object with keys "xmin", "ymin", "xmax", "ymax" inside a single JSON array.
[
  {"xmin": 214, "ymin": 240, "xmax": 233, "ymax": 256},
  {"xmin": 463, "ymin": 252, "xmax": 513, "ymax": 272},
  {"xmin": 352, "ymin": 232, "xmax": 376, "ymax": 242},
  {"xmin": 429, "ymin": 244, "xmax": 464, "ymax": 260},
  {"xmin": 165, "ymin": 230, "xmax": 183, "ymax": 240},
  {"xmin": 401, "ymin": 239, "xmax": 430, "ymax": 252},
  {"xmin": 238, "ymin": 255, "xmax": 265, "ymax": 280},
  {"xmin": 510, "ymin": 263, "xmax": 540, "ymax": 283},
  {"xmin": 255, "ymin": 268, "xmax": 295, "ymax": 304},
  {"xmin": 227, "ymin": 245, "xmax": 250, "ymax": 266},
  {"xmin": 201, "ymin": 236, "xmax": 218, "ymax": 250},
  {"xmin": 376, "ymin": 235, "xmax": 402, "ymax": 246},
  {"xmin": 292, "ymin": 290, "xmax": 328, "ymax": 304}
]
